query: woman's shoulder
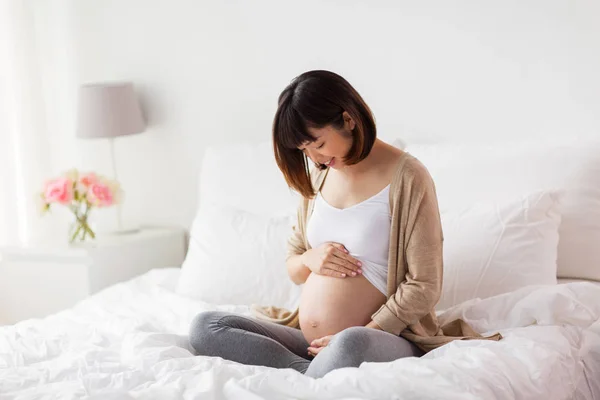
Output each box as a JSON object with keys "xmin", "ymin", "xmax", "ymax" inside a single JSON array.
[
  {"xmin": 309, "ymin": 166, "xmax": 328, "ymax": 190},
  {"xmin": 391, "ymin": 151, "xmax": 436, "ymax": 191}
]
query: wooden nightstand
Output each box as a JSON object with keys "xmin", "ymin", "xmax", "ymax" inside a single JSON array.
[{"xmin": 0, "ymin": 226, "xmax": 187, "ymax": 325}]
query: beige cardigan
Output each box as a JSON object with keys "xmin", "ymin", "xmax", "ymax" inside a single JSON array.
[{"xmin": 250, "ymin": 152, "xmax": 502, "ymax": 352}]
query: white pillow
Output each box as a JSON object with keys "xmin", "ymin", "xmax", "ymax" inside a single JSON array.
[
  {"xmin": 436, "ymin": 190, "xmax": 563, "ymax": 311},
  {"xmin": 177, "ymin": 141, "xmax": 301, "ymax": 307},
  {"xmin": 198, "ymin": 141, "xmax": 299, "ymax": 217},
  {"xmin": 176, "ymin": 201, "xmax": 301, "ymax": 308},
  {"xmin": 406, "ymin": 138, "xmax": 600, "ymax": 281}
]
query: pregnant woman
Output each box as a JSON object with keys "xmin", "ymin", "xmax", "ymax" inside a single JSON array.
[{"xmin": 189, "ymin": 70, "xmax": 501, "ymax": 378}]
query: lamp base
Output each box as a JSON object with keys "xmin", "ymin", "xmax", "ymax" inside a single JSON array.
[
  {"xmin": 96, "ymin": 224, "xmax": 141, "ymax": 237},
  {"xmin": 110, "ymin": 227, "xmax": 141, "ymax": 235}
]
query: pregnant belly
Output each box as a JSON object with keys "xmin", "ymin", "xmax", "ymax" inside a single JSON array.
[{"xmin": 299, "ymin": 273, "xmax": 387, "ymax": 344}]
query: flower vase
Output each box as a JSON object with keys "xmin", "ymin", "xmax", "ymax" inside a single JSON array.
[
  {"xmin": 40, "ymin": 168, "xmax": 121, "ymax": 245},
  {"xmin": 69, "ymin": 210, "xmax": 96, "ymax": 244}
]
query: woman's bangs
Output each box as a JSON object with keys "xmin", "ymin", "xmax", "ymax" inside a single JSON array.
[{"xmin": 277, "ymin": 106, "xmax": 316, "ymax": 150}]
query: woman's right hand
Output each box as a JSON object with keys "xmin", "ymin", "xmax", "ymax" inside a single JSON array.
[{"xmin": 301, "ymin": 243, "xmax": 363, "ymax": 278}]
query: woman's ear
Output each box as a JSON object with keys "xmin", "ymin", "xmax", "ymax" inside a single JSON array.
[{"xmin": 343, "ymin": 111, "xmax": 356, "ymax": 131}]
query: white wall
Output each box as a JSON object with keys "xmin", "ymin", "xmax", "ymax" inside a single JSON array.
[{"xmin": 28, "ymin": 0, "xmax": 600, "ymax": 236}]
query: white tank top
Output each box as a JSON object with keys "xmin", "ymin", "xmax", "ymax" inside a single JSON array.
[{"xmin": 306, "ymin": 184, "xmax": 391, "ymax": 296}]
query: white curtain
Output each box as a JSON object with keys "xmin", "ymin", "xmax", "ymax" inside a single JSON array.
[{"xmin": 0, "ymin": 0, "xmax": 50, "ymax": 246}]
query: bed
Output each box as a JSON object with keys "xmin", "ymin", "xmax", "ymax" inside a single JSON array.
[
  {"xmin": 1, "ymin": 268, "xmax": 598, "ymax": 399},
  {"xmin": 2, "ymin": 138, "xmax": 600, "ymax": 399}
]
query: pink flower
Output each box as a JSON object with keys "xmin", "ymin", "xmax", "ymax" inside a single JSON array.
[
  {"xmin": 86, "ymin": 182, "xmax": 114, "ymax": 207},
  {"xmin": 43, "ymin": 178, "xmax": 74, "ymax": 205},
  {"xmin": 79, "ymin": 173, "xmax": 98, "ymax": 187}
]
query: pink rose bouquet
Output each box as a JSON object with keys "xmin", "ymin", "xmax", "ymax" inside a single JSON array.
[{"xmin": 40, "ymin": 169, "xmax": 123, "ymax": 243}]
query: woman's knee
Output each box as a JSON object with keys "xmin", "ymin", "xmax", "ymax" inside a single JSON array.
[
  {"xmin": 330, "ymin": 326, "xmax": 370, "ymax": 349},
  {"xmin": 331, "ymin": 327, "xmax": 423, "ymax": 362},
  {"xmin": 327, "ymin": 326, "xmax": 371, "ymax": 362},
  {"xmin": 188, "ymin": 311, "xmax": 229, "ymax": 354},
  {"xmin": 304, "ymin": 327, "xmax": 371, "ymax": 378}
]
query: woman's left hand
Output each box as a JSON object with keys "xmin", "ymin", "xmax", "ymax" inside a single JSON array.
[
  {"xmin": 307, "ymin": 321, "xmax": 383, "ymax": 356},
  {"xmin": 365, "ymin": 320, "xmax": 383, "ymax": 330},
  {"xmin": 307, "ymin": 335, "xmax": 333, "ymax": 356}
]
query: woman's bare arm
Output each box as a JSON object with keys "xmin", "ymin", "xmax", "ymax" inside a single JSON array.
[{"xmin": 286, "ymin": 254, "xmax": 311, "ymax": 285}]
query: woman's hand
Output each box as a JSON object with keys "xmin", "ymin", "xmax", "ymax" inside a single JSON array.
[
  {"xmin": 365, "ymin": 320, "xmax": 383, "ymax": 330},
  {"xmin": 307, "ymin": 335, "xmax": 333, "ymax": 357},
  {"xmin": 301, "ymin": 242, "xmax": 363, "ymax": 278},
  {"xmin": 307, "ymin": 322, "xmax": 383, "ymax": 357}
]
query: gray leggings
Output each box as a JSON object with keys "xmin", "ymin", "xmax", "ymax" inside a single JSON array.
[{"xmin": 188, "ymin": 311, "xmax": 424, "ymax": 379}]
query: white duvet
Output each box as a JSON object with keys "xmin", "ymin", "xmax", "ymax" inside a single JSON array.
[{"xmin": 1, "ymin": 268, "xmax": 599, "ymax": 400}]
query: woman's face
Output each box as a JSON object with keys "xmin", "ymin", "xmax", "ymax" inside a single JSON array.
[{"xmin": 298, "ymin": 112, "xmax": 356, "ymax": 170}]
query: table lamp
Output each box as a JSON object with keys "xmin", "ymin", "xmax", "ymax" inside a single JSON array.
[{"xmin": 76, "ymin": 81, "xmax": 146, "ymax": 234}]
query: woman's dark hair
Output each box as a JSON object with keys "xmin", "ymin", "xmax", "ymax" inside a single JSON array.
[{"xmin": 272, "ymin": 70, "xmax": 377, "ymax": 198}]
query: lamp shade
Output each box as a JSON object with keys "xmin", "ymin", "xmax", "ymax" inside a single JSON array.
[{"xmin": 76, "ymin": 82, "xmax": 145, "ymax": 139}]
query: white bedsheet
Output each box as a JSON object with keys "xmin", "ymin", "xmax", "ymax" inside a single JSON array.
[{"xmin": 1, "ymin": 268, "xmax": 599, "ymax": 400}]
